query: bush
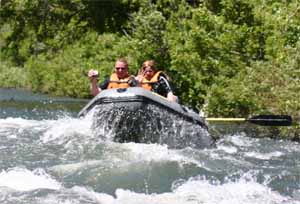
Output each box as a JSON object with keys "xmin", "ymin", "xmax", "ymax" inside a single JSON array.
[{"xmin": 0, "ymin": 61, "xmax": 27, "ymax": 88}]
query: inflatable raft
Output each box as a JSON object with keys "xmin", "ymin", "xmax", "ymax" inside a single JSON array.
[{"xmin": 78, "ymin": 87, "xmax": 215, "ymax": 149}]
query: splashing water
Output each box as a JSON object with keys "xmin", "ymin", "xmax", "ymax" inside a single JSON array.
[
  {"xmin": 91, "ymin": 103, "xmax": 213, "ymax": 149},
  {"xmin": 1, "ymin": 89, "xmax": 300, "ymax": 204}
]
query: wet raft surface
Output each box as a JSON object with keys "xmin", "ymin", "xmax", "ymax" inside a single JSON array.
[
  {"xmin": 79, "ymin": 87, "xmax": 215, "ymax": 149},
  {"xmin": 92, "ymin": 103, "xmax": 213, "ymax": 149}
]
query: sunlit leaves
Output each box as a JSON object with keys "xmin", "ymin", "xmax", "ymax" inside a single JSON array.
[{"xmin": 0, "ymin": 0, "xmax": 299, "ymax": 117}]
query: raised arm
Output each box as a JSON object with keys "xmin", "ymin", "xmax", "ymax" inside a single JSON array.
[{"xmin": 88, "ymin": 69, "xmax": 101, "ymax": 96}]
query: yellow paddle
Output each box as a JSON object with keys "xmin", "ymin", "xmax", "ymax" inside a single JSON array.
[{"xmin": 206, "ymin": 115, "xmax": 293, "ymax": 126}]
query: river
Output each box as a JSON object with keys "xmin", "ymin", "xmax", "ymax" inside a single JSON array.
[{"xmin": 0, "ymin": 88, "xmax": 299, "ymax": 204}]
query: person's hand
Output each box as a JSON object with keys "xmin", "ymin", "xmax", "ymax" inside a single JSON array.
[
  {"xmin": 167, "ymin": 92, "xmax": 178, "ymax": 103},
  {"xmin": 128, "ymin": 76, "xmax": 137, "ymax": 87},
  {"xmin": 135, "ymin": 74, "xmax": 143, "ymax": 83},
  {"xmin": 88, "ymin": 69, "xmax": 99, "ymax": 82},
  {"xmin": 135, "ymin": 69, "xmax": 145, "ymax": 83}
]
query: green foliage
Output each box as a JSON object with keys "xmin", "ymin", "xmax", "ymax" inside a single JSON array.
[
  {"xmin": 0, "ymin": 0, "xmax": 299, "ymax": 118},
  {"xmin": 204, "ymin": 73, "xmax": 260, "ymax": 117},
  {"xmin": 220, "ymin": 0, "xmax": 255, "ymax": 26},
  {"xmin": 246, "ymin": 43, "xmax": 300, "ymax": 117},
  {"xmin": 166, "ymin": 5, "xmax": 253, "ymax": 108},
  {"xmin": 0, "ymin": 0, "xmax": 135, "ymax": 65},
  {"xmin": 0, "ymin": 61, "xmax": 27, "ymax": 88},
  {"xmin": 126, "ymin": 7, "xmax": 169, "ymax": 67},
  {"xmin": 25, "ymin": 32, "xmax": 131, "ymax": 98},
  {"xmin": 205, "ymin": 39, "xmax": 300, "ymax": 118}
]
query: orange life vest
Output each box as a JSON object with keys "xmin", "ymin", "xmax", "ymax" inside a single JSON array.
[
  {"xmin": 108, "ymin": 73, "xmax": 131, "ymax": 89},
  {"xmin": 140, "ymin": 71, "xmax": 162, "ymax": 91}
]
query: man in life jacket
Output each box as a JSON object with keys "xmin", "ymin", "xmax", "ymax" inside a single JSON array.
[
  {"xmin": 88, "ymin": 58, "xmax": 138, "ymax": 96},
  {"xmin": 136, "ymin": 60, "xmax": 178, "ymax": 102}
]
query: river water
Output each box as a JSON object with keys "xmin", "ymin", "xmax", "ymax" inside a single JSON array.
[{"xmin": 0, "ymin": 88, "xmax": 299, "ymax": 204}]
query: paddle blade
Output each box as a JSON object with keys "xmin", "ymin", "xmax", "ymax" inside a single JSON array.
[{"xmin": 248, "ymin": 115, "xmax": 292, "ymax": 126}]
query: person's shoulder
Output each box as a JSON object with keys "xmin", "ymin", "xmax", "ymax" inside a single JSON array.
[
  {"xmin": 158, "ymin": 72, "xmax": 169, "ymax": 81},
  {"xmin": 99, "ymin": 76, "xmax": 110, "ymax": 89},
  {"xmin": 101, "ymin": 76, "xmax": 110, "ymax": 82},
  {"xmin": 158, "ymin": 71, "xmax": 166, "ymax": 77}
]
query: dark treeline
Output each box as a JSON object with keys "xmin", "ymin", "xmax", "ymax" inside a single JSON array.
[{"xmin": 0, "ymin": 0, "xmax": 299, "ymax": 118}]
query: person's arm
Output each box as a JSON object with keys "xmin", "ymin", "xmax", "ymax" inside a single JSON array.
[
  {"xmin": 88, "ymin": 69, "xmax": 101, "ymax": 96},
  {"xmin": 90, "ymin": 77, "xmax": 101, "ymax": 96},
  {"xmin": 88, "ymin": 69, "xmax": 109, "ymax": 97},
  {"xmin": 159, "ymin": 74, "xmax": 178, "ymax": 102},
  {"xmin": 134, "ymin": 69, "xmax": 145, "ymax": 86}
]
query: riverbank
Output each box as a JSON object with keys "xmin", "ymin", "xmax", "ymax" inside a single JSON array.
[
  {"xmin": 1, "ymin": 88, "xmax": 299, "ymax": 141},
  {"xmin": 1, "ymin": 1, "xmax": 299, "ymax": 119}
]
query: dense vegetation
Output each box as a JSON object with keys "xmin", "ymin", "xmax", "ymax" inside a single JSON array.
[{"xmin": 0, "ymin": 0, "xmax": 299, "ymax": 118}]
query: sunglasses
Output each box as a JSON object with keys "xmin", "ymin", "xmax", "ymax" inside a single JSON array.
[{"xmin": 115, "ymin": 67, "xmax": 127, "ymax": 70}]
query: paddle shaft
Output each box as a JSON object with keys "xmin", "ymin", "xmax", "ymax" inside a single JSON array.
[
  {"xmin": 206, "ymin": 115, "xmax": 293, "ymax": 126},
  {"xmin": 206, "ymin": 118, "xmax": 246, "ymax": 122}
]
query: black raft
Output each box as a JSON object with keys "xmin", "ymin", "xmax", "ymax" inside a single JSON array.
[{"xmin": 78, "ymin": 87, "xmax": 215, "ymax": 149}]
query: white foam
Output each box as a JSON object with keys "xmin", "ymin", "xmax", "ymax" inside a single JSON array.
[
  {"xmin": 0, "ymin": 167, "xmax": 61, "ymax": 191},
  {"xmin": 48, "ymin": 143, "xmax": 206, "ymax": 177},
  {"xmin": 217, "ymin": 145, "xmax": 238, "ymax": 154},
  {"xmin": 49, "ymin": 160, "xmax": 104, "ymax": 175},
  {"xmin": 35, "ymin": 185, "xmax": 115, "ymax": 204},
  {"xmin": 120, "ymin": 143, "xmax": 204, "ymax": 167},
  {"xmin": 41, "ymin": 116, "xmax": 93, "ymax": 143},
  {"xmin": 172, "ymin": 178, "xmax": 288, "ymax": 204},
  {"xmin": 245, "ymin": 151, "xmax": 283, "ymax": 160},
  {"xmin": 71, "ymin": 186, "xmax": 115, "ymax": 203},
  {"xmin": 0, "ymin": 115, "xmax": 93, "ymax": 144},
  {"xmin": 106, "ymin": 178, "xmax": 290, "ymax": 204},
  {"xmin": 59, "ymin": 169, "xmax": 291, "ymax": 204},
  {"xmin": 0, "ymin": 117, "xmax": 42, "ymax": 131},
  {"xmin": 43, "ymin": 178, "xmax": 294, "ymax": 204},
  {"xmin": 226, "ymin": 134, "xmax": 255, "ymax": 147}
]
